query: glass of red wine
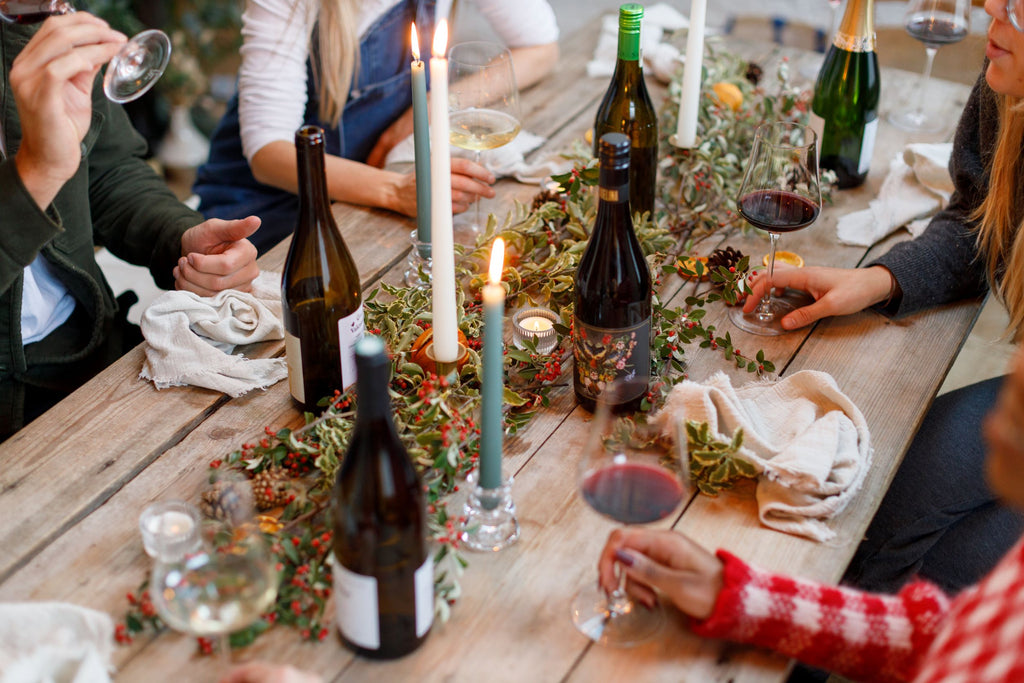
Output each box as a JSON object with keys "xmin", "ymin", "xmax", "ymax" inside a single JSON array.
[
  {"xmin": 729, "ymin": 121, "xmax": 820, "ymax": 337},
  {"xmin": 889, "ymin": 0, "xmax": 970, "ymax": 133},
  {"xmin": 570, "ymin": 377, "xmax": 690, "ymax": 647},
  {"xmin": 0, "ymin": 0, "xmax": 171, "ymax": 103}
]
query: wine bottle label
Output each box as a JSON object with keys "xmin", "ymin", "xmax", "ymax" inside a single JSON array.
[
  {"xmin": 573, "ymin": 316, "xmax": 651, "ymax": 402},
  {"xmin": 332, "ymin": 554, "xmax": 433, "ymax": 649},
  {"xmin": 808, "ymin": 112, "xmax": 825, "ymax": 166},
  {"xmin": 858, "ymin": 116, "xmax": 878, "ymax": 175},
  {"xmin": 337, "ymin": 307, "xmax": 366, "ymax": 391},
  {"xmin": 598, "ymin": 183, "xmax": 628, "ymax": 203},
  {"xmin": 284, "ymin": 330, "xmax": 305, "ymax": 403}
]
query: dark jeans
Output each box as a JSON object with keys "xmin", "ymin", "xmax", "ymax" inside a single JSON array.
[{"xmin": 843, "ymin": 375, "xmax": 1024, "ymax": 594}]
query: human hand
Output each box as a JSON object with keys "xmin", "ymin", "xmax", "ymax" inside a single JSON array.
[
  {"xmin": 598, "ymin": 528, "xmax": 723, "ymax": 620},
  {"xmin": 11, "ymin": 13, "xmax": 126, "ymax": 207},
  {"xmin": 742, "ymin": 265, "xmax": 896, "ymax": 331},
  {"xmin": 365, "ymin": 107, "xmax": 414, "ymax": 169},
  {"xmin": 450, "ymin": 157, "xmax": 495, "ymax": 214},
  {"xmin": 176, "ymin": 216, "xmax": 260, "ymax": 296},
  {"xmin": 983, "ymin": 348, "xmax": 1024, "ymax": 510},
  {"xmin": 218, "ymin": 661, "xmax": 322, "ymax": 683}
]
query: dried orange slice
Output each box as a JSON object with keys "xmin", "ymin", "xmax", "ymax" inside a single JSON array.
[
  {"xmin": 763, "ymin": 251, "xmax": 804, "ymax": 268},
  {"xmin": 677, "ymin": 255, "xmax": 709, "ymax": 280},
  {"xmin": 584, "ymin": 128, "xmax": 594, "ymax": 145},
  {"xmin": 712, "ymin": 82, "xmax": 744, "ymax": 111}
]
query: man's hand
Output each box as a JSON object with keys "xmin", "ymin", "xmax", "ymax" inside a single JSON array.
[
  {"xmin": 11, "ymin": 13, "xmax": 126, "ymax": 208},
  {"xmin": 176, "ymin": 216, "xmax": 260, "ymax": 296}
]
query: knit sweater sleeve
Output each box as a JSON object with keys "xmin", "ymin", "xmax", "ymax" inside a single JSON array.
[{"xmin": 691, "ymin": 551, "xmax": 951, "ymax": 683}]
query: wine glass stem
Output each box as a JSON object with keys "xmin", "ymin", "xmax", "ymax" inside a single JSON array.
[
  {"xmin": 756, "ymin": 233, "xmax": 780, "ymax": 323},
  {"xmin": 606, "ymin": 562, "xmax": 632, "ymax": 617},
  {"xmin": 474, "ymin": 150, "xmax": 483, "ymax": 230},
  {"xmin": 219, "ymin": 635, "xmax": 232, "ymax": 668},
  {"xmin": 913, "ymin": 47, "xmax": 938, "ymax": 119}
]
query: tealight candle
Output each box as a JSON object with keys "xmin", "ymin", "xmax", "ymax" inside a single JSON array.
[
  {"xmin": 138, "ymin": 500, "xmax": 201, "ymax": 560},
  {"xmin": 512, "ymin": 307, "xmax": 558, "ymax": 355},
  {"xmin": 519, "ymin": 316, "xmax": 553, "ymax": 333}
]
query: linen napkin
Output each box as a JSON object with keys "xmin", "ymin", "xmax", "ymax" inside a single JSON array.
[
  {"xmin": 0, "ymin": 602, "xmax": 114, "ymax": 683},
  {"xmin": 654, "ymin": 370, "xmax": 872, "ymax": 542},
  {"xmin": 587, "ymin": 3, "xmax": 690, "ymax": 83},
  {"xmin": 836, "ymin": 142, "xmax": 954, "ymax": 247},
  {"xmin": 384, "ymin": 129, "xmax": 572, "ymax": 185},
  {"xmin": 140, "ymin": 270, "xmax": 288, "ymax": 397}
]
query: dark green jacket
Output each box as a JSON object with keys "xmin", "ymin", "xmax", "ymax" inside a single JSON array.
[{"xmin": 0, "ymin": 22, "xmax": 201, "ymax": 432}]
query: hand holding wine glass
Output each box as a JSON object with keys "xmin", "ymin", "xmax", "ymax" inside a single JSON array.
[
  {"xmin": 448, "ymin": 41, "xmax": 521, "ymax": 233},
  {"xmin": 889, "ymin": 0, "xmax": 970, "ymax": 133},
  {"xmin": 570, "ymin": 377, "xmax": 690, "ymax": 647},
  {"xmin": 730, "ymin": 121, "xmax": 821, "ymax": 336}
]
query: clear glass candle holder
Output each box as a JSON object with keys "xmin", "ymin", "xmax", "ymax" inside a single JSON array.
[
  {"xmin": 460, "ymin": 471, "xmax": 520, "ymax": 552},
  {"xmin": 512, "ymin": 307, "xmax": 558, "ymax": 355},
  {"xmin": 139, "ymin": 500, "xmax": 202, "ymax": 561},
  {"xmin": 405, "ymin": 229, "xmax": 432, "ymax": 288}
]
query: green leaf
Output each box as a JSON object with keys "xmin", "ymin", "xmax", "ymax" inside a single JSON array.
[{"xmin": 502, "ymin": 387, "xmax": 529, "ymax": 407}]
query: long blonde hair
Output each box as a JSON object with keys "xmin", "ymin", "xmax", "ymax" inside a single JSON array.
[
  {"xmin": 973, "ymin": 94, "xmax": 1024, "ymax": 341},
  {"xmin": 312, "ymin": 0, "xmax": 361, "ymax": 126}
]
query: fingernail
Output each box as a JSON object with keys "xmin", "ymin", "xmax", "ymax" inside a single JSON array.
[
  {"xmin": 614, "ymin": 549, "xmax": 635, "ymax": 567},
  {"xmin": 781, "ymin": 318, "xmax": 795, "ymax": 330}
]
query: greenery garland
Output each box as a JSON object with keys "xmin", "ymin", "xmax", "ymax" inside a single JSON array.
[{"xmin": 119, "ymin": 40, "xmax": 828, "ymax": 652}]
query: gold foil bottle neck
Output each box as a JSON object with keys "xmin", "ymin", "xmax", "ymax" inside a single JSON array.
[{"xmin": 833, "ymin": 0, "xmax": 876, "ymax": 52}]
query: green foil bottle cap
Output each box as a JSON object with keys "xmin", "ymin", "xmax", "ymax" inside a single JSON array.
[{"xmin": 618, "ymin": 3, "xmax": 643, "ymax": 34}]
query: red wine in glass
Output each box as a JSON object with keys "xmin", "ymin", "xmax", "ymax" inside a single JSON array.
[
  {"xmin": 0, "ymin": 0, "xmax": 172, "ymax": 103},
  {"xmin": 582, "ymin": 462, "xmax": 685, "ymax": 525},
  {"xmin": 738, "ymin": 189, "xmax": 820, "ymax": 234}
]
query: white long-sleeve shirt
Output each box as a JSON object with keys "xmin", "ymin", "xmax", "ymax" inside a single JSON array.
[{"xmin": 237, "ymin": 0, "xmax": 559, "ymax": 163}]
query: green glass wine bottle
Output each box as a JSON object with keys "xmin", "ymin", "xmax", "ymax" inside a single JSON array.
[{"xmin": 809, "ymin": 0, "xmax": 880, "ymax": 189}]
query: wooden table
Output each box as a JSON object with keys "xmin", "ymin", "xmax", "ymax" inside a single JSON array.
[{"xmin": 0, "ymin": 22, "xmax": 979, "ymax": 683}]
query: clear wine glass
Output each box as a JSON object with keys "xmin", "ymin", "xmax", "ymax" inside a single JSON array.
[
  {"xmin": 570, "ymin": 376, "xmax": 690, "ymax": 647},
  {"xmin": 0, "ymin": 0, "xmax": 171, "ymax": 103},
  {"xmin": 448, "ymin": 41, "xmax": 521, "ymax": 235},
  {"xmin": 888, "ymin": 0, "xmax": 970, "ymax": 133},
  {"xmin": 730, "ymin": 121, "xmax": 821, "ymax": 336},
  {"xmin": 149, "ymin": 477, "xmax": 278, "ymax": 665}
]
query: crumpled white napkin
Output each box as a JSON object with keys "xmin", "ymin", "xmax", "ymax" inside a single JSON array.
[
  {"xmin": 385, "ymin": 129, "xmax": 572, "ymax": 184},
  {"xmin": 0, "ymin": 602, "xmax": 114, "ymax": 683},
  {"xmin": 837, "ymin": 142, "xmax": 954, "ymax": 247},
  {"xmin": 654, "ymin": 370, "xmax": 872, "ymax": 542},
  {"xmin": 587, "ymin": 3, "xmax": 690, "ymax": 83},
  {"xmin": 140, "ymin": 270, "xmax": 288, "ymax": 397}
]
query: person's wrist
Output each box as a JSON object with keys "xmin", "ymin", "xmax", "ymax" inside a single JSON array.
[{"xmin": 867, "ymin": 266, "xmax": 899, "ymax": 308}]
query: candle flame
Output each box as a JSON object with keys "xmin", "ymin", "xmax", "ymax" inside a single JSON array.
[
  {"xmin": 488, "ymin": 238, "xmax": 505, "ymax": 285},
  {"xmin": 432, "ymin": 19, "xmax": 448, "ymax": 58},
  {"xmin": 410, "ymin": 23, "xmax": 420, "ymax": 61}
]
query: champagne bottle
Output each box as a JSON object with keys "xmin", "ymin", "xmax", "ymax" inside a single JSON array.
[
  {"xmin": 281, "ymin": 125, "xmax": 365, "ymax": 413},
  {"xmin": 573, "ymin": 133, "xmax": 652, "ymax": 412},
  {"xmin": 809, "ymin": 0, "xmax": 880, "ymax": 189},
  {"xmin": 593, "ymin": 3, "xmax": 658, "ymax": 217},
  {"xmin": 331, "ymin": 335, "xmax": 432, "ymax": 659}
]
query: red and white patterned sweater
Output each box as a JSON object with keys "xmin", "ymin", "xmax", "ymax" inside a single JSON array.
[{"xmin": 692, "ymin": 537, "xmax": 1024, "ymax": 682}]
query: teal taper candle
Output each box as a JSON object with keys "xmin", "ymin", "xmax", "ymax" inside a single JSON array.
[
  {"xmin": 479, "ymin": 238, "xmax": 506, "ymax": 490},
  {"xmin": 410, "ymin": 23, "xmax": 431, "ymax": 245}
]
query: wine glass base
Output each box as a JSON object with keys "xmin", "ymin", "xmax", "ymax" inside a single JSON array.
[
  {"xmin": 104, "ymin": 29, "xmax": 172, "ymax": 104},
  {"xmin": 729, "ymin": 297, "xmax": 800, "ymax": 336},
  {"xmin": 887, "ymin": 108, "xmax": 943, "ymax": 134},
  {"xmin": 570, "ymin": 582, "xmax": 665, "ymax": 647}
]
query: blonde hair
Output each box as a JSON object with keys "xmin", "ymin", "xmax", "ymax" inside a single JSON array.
[
  {"xmin": 312, "ymin": 0, "xmax": 361, "ymax": 126},
  {"xmin": 973, "ymin": 94, "xmax": 1024, "ymax": 341}
]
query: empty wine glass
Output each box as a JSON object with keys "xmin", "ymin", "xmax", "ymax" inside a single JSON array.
[
  {"xmin": 889, "ymin": 0, "xmax": 970, "ymax": 133},
  {"xmin": 730, "ymin": 121, "xmax": 821, "ymax": 336},
  {"xmin": 149, "ymin": 478, "xmax": 278, "ymax": 664},
  {"xmin": 448, "ymin": 41, "xmax": 521, "ymax": 234},
  {"xmin": 0, "ymin": 0, "xmax": 171, "ymax": 103},
  {"xmin": 570, "ymin": 376, "xmax": 690, "ymax": 647}
]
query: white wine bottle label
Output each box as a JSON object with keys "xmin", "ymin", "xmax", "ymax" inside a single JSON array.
[
  {"xmin": 573, "ymin": 316, "xmax": 651, "ymax": 402},
  {"xmin": 333, "ymin": 558, "xmax": 381, "ymax": 649},
  {"xmin": 808, "ymin": 112, "xmax": 825, "ymax": 166},
  {"xmin": 858, "ymin": 117, "xmax": 878, "ymax": 175},
  {"xmin": 337, "ymin": 307, "xmax": 366, "ymax": 391},
  {"xmin": 284, "ymin": 330, "xmax": 305, "ymax": 403},
  {"xmin": 414, "ymin": 556, "xmax": 433, "ymax": 637}
]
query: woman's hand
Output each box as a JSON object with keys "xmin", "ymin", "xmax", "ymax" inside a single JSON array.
[
  {"xmin": 219, "ymin": 661, "xmax": 322, "ymax": 683},
  {"xmin": 365, "ymin": 107, "xmax": 414, "ymax": 169},
  {"xmin": 598, "ymin": 528, "xmax": 724, "ymax": 620},
  {"xmin": 743, "ymin": 265, "xmax": 896, "ymax": 331},
  {"xmin": 385, "ymin": 157, "xmax": 495, "ymax": 217},
  {"xmin": 176, "ymin": 216, "xmax": 260, "ymax": 296}
]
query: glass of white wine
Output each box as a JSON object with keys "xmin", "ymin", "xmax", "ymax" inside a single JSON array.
[
  {"xmin": 448, "ymin": 41, "xmax": 521, "ymax": 235},
  {"xmin": 149, "ymin": 478, "xmax": 278, "ymax": 665}
]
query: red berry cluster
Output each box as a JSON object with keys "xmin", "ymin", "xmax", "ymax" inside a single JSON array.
[{"xmin": 534, "ymin": 357, "xmax": 562, "ymax": 383}]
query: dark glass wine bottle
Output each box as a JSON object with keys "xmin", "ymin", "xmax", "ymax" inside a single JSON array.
[
  {"xmin": 810, "ymin": 0, "xmax": 880, "ymax": 189},
  {"xmin": 573, "ymin": 133, "xmax": 652, "ymax": 412},
  {"xmin": 331, "ymin": 335, "xmax": 432, "ymax": 659},
  {"xmin": 593, "ymin": 3, "xmax": 658, "ymax": 217},
  {"xmin": 281, "ymin": 125, "xmax": 365, "ymax": 413}
]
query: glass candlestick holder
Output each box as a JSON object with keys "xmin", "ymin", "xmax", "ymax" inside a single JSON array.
[
  {"xmin": 460, "ymin": 470, "xmax": 520, "ymax": 552},
  {"xmin": 405, "ymin": 229, "xmax": 432, "ymax": 288},
  {"xmin": 512, "ymin": 307, "xmax": 558, "ymax": 355}
]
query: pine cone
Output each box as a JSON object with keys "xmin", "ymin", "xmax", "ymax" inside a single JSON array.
[
  {"xmin": 200, "ymin": 479, "xmax": 254, "ymax": 525},
  {"xmin": 252, "ymin": 467, "xmax": 294, "ymax": 510},
  {"xmin": 707, "ymin": 246, "xmax": 746, "ymax": 273},
  {"xmin": 531, "ymin": 188, "xmax": 562, "ymax": 212},
  {"xmin": 745, "ymin": 62, "xmax": 763, "ymax": 86}
]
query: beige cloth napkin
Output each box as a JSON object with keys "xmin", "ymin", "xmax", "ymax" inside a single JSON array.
[
  {"xmin": 140, "ymin": 270, "xmax": 288, "ymax": 397},
  {"xmin": 0, "ymin": 602, "xmax": 113, "ymax": 683},
  {"xmin": 587, "ymin": 3, "xmax": 690, "ymax": 83},
  {"xmin": 654, "ymin": 370, "xmax": 872, "ymax": 542},
  {"xmin": 837, "ymin": 142, "xmax": 954, "ymax": 247},
  {"xmin": 384, "ymin": 129, "xmax": 570, "ymax": 184}
]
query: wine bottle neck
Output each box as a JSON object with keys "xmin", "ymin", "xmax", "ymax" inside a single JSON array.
[
  {"xmin": 834, "ymin": 0, "xmax": 875, "ymax": 52},
  {"xmin": 598, "ymin": 165, "xmax": 630, "ymax": 206},
  {"xmin": 355, "ymin": 362, "xmax": 393, "ymax": 424},
  {"xmin": 296, "ymin": 137, "xmax": 331, "ymax": 220}
]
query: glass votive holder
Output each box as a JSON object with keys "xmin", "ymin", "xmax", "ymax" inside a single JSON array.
[
  {"xmin": 139, "ymin": 500, "xmax": 201, "ymax": 561},
  {"xmin": 512, "ymin": 307, "xmax": 558, "ymax": 355},
  {"xmin": 460, "ymin": 471, "xmax": 519, "ymax": 552},
  {"xmin": 405, "ymin": 229, "xmax": 432, "ymax": 288}
]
